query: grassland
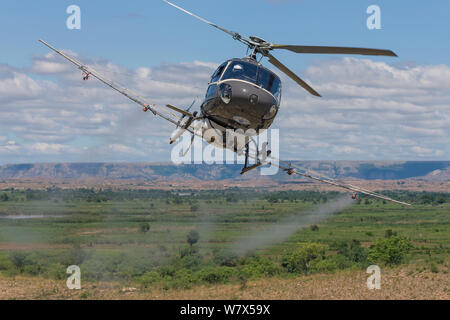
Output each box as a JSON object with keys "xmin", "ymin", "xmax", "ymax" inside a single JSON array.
[
  {"xmin": 0, "ymin": 188, "xmax": 448, "ymax": 299},
  {"xmin": 1, "ymin": 266, "xmax": 448, "ymax": 300}
]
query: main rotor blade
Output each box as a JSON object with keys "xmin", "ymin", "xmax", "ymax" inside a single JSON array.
[
  {"xmin": 267, "ymin": 53, "xmax": 321, "ymax": 97},
  {"xmin": 271, "ymin": 45, "xmax": 397, "ymax": 57},
  {"xmin": 162, "ymin": 0, "xmax": 248, "ymax": 44}
]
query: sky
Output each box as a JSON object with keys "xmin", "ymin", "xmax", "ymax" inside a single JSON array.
[{"xmin": 0, "ymin": 0, "xmax": 449, "ymax": 164}]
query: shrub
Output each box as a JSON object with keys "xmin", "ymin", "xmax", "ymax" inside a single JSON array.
[
  {"xmin": 310, "ymin": 225, "xmax": 319, "ymax": 232},
  {"xmin": 79, "ymin": 291, "xmax": 90, "ymax": 299},
  {"xmin": 179, "ymin": 245, "xmax": 198, "ymax": 258},
  {"xmin": 430, "ymin": 263, "xmax": 439, "ymax": 273},
  {"xmin": 9, "ymin": 251, "xmax": 28, "ymax": 272},
  {"xmin": 237, "ymin": 271, "xmax": 248, "ymax": 289},
  {"xmin": 281, "ymin": 242, "xmax": 328, "ymax": 275},
  {"xmin": 158, "ymin": 245, "xmax": 168, "ymax": 253},
  {"xmin": 137, "ymin": 271, "xmax": 161, "ymax": 288},
  {"xmin": 311, "ymin": 255, "xmax": 353, "ymax": 273},
  {"xmin": 336, "ymin": 240, "xmax": 368, "ymax": 264},
  {"xmin": 239, "ymin": 257, "xmax": 280, "ymax": 279},
  {"xmin": 213, "ymin": 250, "xmax": 238, "ymax": 267},
  {"xmin": 139, "ymin": 222, "xmax": 150, "ymax": 233},
  {"xmin": 23, "ymin": 264, "xmax": 41, "ymax": 276},
  {"xmin": 180, "ymin": 254, "xmax": 202, "ymax": 269},
  {"xmin": 159, "ymin": 264, "xmax": 177, "ymax": 279},
  {"xmin": 80, "ymin": 259, "xmax": 108, "ymax": 281},
  {"xmin": 384, "ymin": 229, "xmax": 397, "ymax": 238},
  {"xmin": 368, "ymin": 236, "xmax": 413, "ymax": 265},
  {"xmin": 196, "ymin": 266, "xmax": 234, "ymax": 284},
  {"xmin": 0, "ymin": 254, "xmax": 13, "ymax": 271},
  {"xmin": 187, "ymin": 230, "xmax": 200, "ymax": 247},
  {"xmin": 169, "ymin": 269, "xmax": 196, "ymax": 289},
  {"xmin": 44, "ymin": 263, "xmax": 67, "ymax": 280},
  {"xmin": 66, "ymin": 244, "xmax": 88, "ymax": 265}
]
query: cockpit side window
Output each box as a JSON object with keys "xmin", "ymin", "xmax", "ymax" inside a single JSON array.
[
  {"xmin": 210, "ymin": 62, "xmax": 227, "ymax": 83},
  {"xmin": 257, "ymin": 69, "xmax": 282, "ymax": 102},
  {"xmin": 205, "ymin": 84, "xmax": 217, "ymax": 100},
  {"xmin": 221, "ymin": 61, "xmax": 258, "ymax": 83}
]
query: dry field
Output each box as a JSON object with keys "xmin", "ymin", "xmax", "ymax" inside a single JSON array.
[
  {"xmin": 1, "ymin": 178, "xmax": 449, "ymax": 193},
  {"xmin": 1, "ymin": 266, "xmax": 448, "ymax": 300}
]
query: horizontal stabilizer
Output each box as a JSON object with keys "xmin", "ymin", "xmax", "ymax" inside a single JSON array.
[{"xmin": 166, "ymin": 104, "xmax": 195, "ymax": 118}]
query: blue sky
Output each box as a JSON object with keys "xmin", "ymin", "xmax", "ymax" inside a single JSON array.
[
  {"xmin": 0, "ymin": 0, "xmax": 449, "ymax": 163},
  {"xmin": 2, "ymin": 0, "xmax": 450, "ymax": 69}
]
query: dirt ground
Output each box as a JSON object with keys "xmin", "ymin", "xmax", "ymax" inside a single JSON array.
[
  {"xmin": 1, "ymin": 178, "xmax": 449, "ymax": 193},
  {"xmin": 1, "ymin": 266, "xmax": 448, "ymax": 300}
]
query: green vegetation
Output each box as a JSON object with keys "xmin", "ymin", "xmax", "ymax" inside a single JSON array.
[
  {"xmin": 367, "ymin": 236, "xmax": 413, "ymax": 265},
  {"xmin": 187, "ymin": 230, "xmax": 200, "ymax": 247},
  {"xmin": 139, "ymin": 222, "xmax": 150, "ymax": 233},
  {"xmin": 0, "ymin": 188, "xmax": 448, "ymax": 289},
  {"xmin": 282, "ymin": 242, "xmax": 328, "ymax": 275}
]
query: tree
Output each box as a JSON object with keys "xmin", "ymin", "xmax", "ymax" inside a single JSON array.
[
  {"xmin": 226, "ymin": 194, "xmax": 238, "ymax": 203},
  {"xmin": 337, "ymin": 240, "xmax": 368, "ymax": 263},
  {"xmin": 266, "ymin": 195, "xmax": 278, "ymax": 204},
  {"xmin": 368, "ymin": 236, "xmax": 413, "ymax": 265},
  {"xmin": 139, "ymin": 222, "xmax": 150, "ymax": 233},
  {"xmin": 187, "ymin": 230, "xmax": 200, "ymax": 247},
  {"xmin": 69, "ymin": 243, "xmax": 88, "ymax": 265},
  {"xmin": 384, "ymin": 229, "xmax": 397, "ymax": 238},
  {"xmin": 282, "ymin": 242, "xmax": 328, "ymax": 275},
  {"xmin": 10, "ymin": 251, "xmax": 28, "ymax": 272},
  {"xmin": 173, "ymin": 197, "xmax": 183, "ymax": 205}
]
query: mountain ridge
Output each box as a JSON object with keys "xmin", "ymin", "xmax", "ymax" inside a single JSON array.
[{"xmin": 0, "ymin": 161, "xmax": 448, "ymax": 181}]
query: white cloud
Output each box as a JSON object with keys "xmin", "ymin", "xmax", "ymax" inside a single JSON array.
[
  {"xmin": 272, "ymin": 57, "xmax": 450, "ymax": 161},
  {"xmin": 107, "ymin": 143, "xmax": 145, "ymax": 156},
  {"xmin": 0, "ymin": 51, "xmax": 448, "ymax": 164},
  {"xmin": 30, "ymin": 51, "xmax": 79, "ymax": 74},
  {"xmin": 332, "ymin": 145, "xmax": 364, "ymax": 155},
  {"xmin": 0, "ymin": 69, "xmax": 45, "ymax": 101},
  {"xmin": 411, "ymin": 146, "xmax": 444, "ymax": 157},
  {"xmin": 31, "ymin": 143, "xmax": 71, "ymax": 155}
]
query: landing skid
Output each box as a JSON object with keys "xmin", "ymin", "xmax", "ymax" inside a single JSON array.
[
  {"xmin": 240, "ymin": 162, "xmax": 263, "ymax": 175},
  {"xmin": 240, "ymin": 142, "xmax": 271, "ymax": 175}
]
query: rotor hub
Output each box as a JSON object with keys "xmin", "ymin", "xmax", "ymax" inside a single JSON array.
[{"xmin": 249, "ymin": 36, "xmax": 272, "ymax": 49}]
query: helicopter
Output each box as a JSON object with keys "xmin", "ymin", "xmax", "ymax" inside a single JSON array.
[
  {"xmin": 38, "ymin": 0, "xmax": 410, "ymax": 206},
  {"xmin": 161, "ymin": 0, "xmax": 396, "ymax": 131}
]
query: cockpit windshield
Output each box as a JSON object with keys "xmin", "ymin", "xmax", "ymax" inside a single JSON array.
[
  {"xmin": 220, "ymin": 60, "xmax": 281, "ymax": 101},
  {"xmin": 210, "ymin": 62, "xmax": 227, "ymax": 83},
  {"xmin": 221, "ymin": 61, "xmax": 258, "ymax": 83}
]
